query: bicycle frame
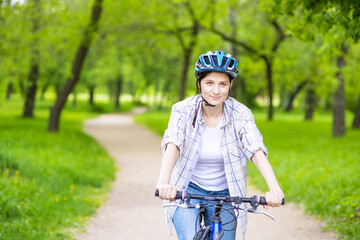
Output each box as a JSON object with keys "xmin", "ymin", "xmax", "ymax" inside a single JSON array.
[{"xmin": 211, "ymin": 203, "xmax": 223, "ymax": 240}]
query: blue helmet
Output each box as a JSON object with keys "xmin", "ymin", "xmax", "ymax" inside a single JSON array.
[{"xmin": 195, "ymin": 50, "xmax": 238, "ymax": 79}]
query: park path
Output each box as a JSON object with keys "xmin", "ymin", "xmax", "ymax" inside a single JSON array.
[{"xmin": 76, "ymin": 109, "xmax": 339, "ymax": 240}]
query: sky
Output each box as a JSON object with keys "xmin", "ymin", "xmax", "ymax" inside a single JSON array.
[{"xmin": 11, "ymin": 0, "xmax": 25, "ymax": 5}]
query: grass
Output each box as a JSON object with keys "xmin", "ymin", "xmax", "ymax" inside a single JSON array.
[
  {"xmin": 0, "ymin": 96, "xmax": 124, "ymax": 239},
  {"xmin": 134, "ymin": 108, "xmax": 360, "ymax": 240}
]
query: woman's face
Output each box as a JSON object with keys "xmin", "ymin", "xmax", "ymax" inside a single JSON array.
[{"xmin": 199, "ymin": 72, "xmax": 232, "ymax": 106}]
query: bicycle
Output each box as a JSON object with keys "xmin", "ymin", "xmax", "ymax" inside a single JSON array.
[{"xmin": 155, "ymin": 189, "xmax": 285, "ymax": 240}]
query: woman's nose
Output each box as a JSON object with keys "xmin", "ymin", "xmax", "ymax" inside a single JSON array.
[{"xmin": 212, "ymin": 85, "xmax": 219, "ymax": 93}]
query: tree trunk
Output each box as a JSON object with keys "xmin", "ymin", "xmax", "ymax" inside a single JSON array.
[
  {"xmin": 23, "ymin": 0, "xmax": 40, "ymax": 118},
  {"xmin": 285, "ymin": 79, "xmax": 309, "ymax": 112},
  {"xmin": 23, "ymin": 63, "xmax": 39, "ymax": 117},
  {"xmin": 72, "ymin": 91, "xmax": 77, "ymax": 107},
  {"xmin": 179, "ymin": 49, "xmax": 191, "ymax": 101},
  {"xmin": 177, "ymin": 3, "xmax": 200, "ymax": 101},
  {"xmin": 48, "ymin": 0, "xmax": 103, "ymax": 132},
  {"xmin": 304, "ymin": 87, "xmax": 316, "ymax": 121},
  {"xmin": 89, "ymin": 85, "xmax": 95, "ymax": 106},
  {"xmin": 332, "ymin": 42, "xmax": 348, "ymax": 137},
  {"xmin": 229, "ymin": 4, "xmax": 241, "ymax": 100},
  {"xmin": 264, "ymin": 57, "xmax": 274, "ymax": 120},
  {"xmin": 5, "ymin": 82, "xmax": 13, "ymax": 100},
  {"xmin": 115, "ymin": 77, "xmax": 122, "ymax": 110},
  {"xmin": 352, "ymin": 95, "xmax": 360, "ymax": 129},
  {"xmin": 153, "ymin": 74, "xmax": 160, "ymax": 108}
]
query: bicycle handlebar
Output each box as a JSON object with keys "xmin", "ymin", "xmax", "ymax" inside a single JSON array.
[
  {"xmin": 155, "ymin": 189, "xmax": 183, "ymax": 199},
  {"xmin": 155, "ymin": 189, "xmax": 285, "ymax": 206}
]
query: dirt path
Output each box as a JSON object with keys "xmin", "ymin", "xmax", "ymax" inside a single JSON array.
[{"xmin": 76, "ymin": 110, "xmax": 338, "ymax": 240}]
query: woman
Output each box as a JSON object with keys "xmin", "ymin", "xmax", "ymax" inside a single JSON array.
[{"xmin": 156, "ymin": 50, "xmax": 284, "ymax": 240}]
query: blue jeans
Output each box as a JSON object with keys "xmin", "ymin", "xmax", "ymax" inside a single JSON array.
[{"xmin": 173, "ymin": 182, "xmax": 237, "ymax": 240}]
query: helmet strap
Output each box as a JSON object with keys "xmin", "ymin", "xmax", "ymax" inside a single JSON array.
[
  {"xmin": 192, "ymin": 96, "xmax": 216, "ymax": 128},
  {"xmin": 202, "ymin": 96, "xmax": 216, "ymax": 107}
]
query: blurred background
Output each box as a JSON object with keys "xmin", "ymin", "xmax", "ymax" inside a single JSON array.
[{"xmin": 0, "ymin": 0, "xmax": 359, "ymax": 239}]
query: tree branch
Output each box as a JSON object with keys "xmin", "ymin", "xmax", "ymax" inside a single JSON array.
[{"xmin": 270, "ymin": 18, "xmax": 288, "ymax": 52}]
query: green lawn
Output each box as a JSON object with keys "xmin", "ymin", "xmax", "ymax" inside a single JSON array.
[
  {"xmin": 0, "ymin": 97, "xmax": 119, "ymax": 239},
  {"xmin": 134, "ymin": 109, "xmax": 360, "ymax": 240}
]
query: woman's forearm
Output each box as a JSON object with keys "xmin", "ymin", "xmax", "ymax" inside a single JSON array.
[
  {"xmin": 156, "ymin": 143, "xmax": 180, "ymax": 200},
  {"xmin": 157, "ymin": 143, "xmax": 180, "ymax": 185},
  {"xmin": 251, "ymin": 150, "xmax": 282, "ymax": 192},
  {"xmin": 251, "ymin": 149, "xmax": 284, "ymax": 207}
]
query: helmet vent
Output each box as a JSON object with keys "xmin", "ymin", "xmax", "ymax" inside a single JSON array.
[
  {"xmin": 228, "ymin": 59, "xmax": 235, "ymax": 68},
  {"xmin": 211, "ymin": 55, "xmax": 218, "ymax": 66},
  {"xmin": 204, "ymin": 56, "xmax": 210, "ymax": 65},
  {"xmin": 221, "ymin": 57, "xmax": 228, "ymax": 67}
]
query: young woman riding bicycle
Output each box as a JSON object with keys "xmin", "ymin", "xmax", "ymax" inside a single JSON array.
[{"xmin": 156, "ymin": 50, "xmax": 284, "ymax": 240}]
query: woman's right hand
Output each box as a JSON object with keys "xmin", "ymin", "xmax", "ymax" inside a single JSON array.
[{"xmin": 156, "ymin": 183, "xmax": 178, "ymax": 202}]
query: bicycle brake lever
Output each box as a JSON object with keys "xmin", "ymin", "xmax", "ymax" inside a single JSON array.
[
  {"xmin": 163, "ymin": 203, "xmax": 187, "ymax": 208},
  {"xmin": 248, "ymin": 208, "xmax": 276, "ymax": 221},
  {"xmin": 163, "ymin": 203, "xmax": 201, "ymax": 209}
]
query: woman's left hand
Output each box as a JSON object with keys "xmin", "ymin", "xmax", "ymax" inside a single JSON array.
[{"xmin": 265, "ymin": 190, "xmax": 285, "ymax": 207}]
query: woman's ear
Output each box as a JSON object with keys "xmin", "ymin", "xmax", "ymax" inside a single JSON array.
[
  {"xmin": 196, "ymin": 79, "xmax": 201, "ymax": 93},
  {"xmin": 227, "ymin": 80, "xmax": 233, "ymax": 96}
]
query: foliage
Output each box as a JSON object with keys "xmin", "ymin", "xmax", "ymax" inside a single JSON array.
[
  {"xmin": 343, "ymin": 44, "xmax": 360, "ymax": 111},
  {"xmin": 0, "ymin": 97, "xmax": 117, "ymax": 239},
  {"xmin": 1, "ymin": 0, "xmax": 360, "ymax": 125},
  {"xmin": 135, "ymin": 109, "xmax": 360, "ymax": 239},
  {"xmin": 133, "ymin": 109, "xmax": 171, "ymax": 136},
  {"xmin": 261, "ymin": 0, "xmax": 360, "ymax": 42}
]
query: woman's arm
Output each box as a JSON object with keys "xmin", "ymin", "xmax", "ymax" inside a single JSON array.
[
  {"xmin": 251, "ymin": 149, "xmax": 284, "ymax": 207},
  {"xmin": 156, "ymin": 143, "xmax": 179, "ymax": 201}
]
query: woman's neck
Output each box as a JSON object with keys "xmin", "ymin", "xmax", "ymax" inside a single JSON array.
[{"xmin": 202, "ymin": 102, "xmax": 223, "ymax": 128}]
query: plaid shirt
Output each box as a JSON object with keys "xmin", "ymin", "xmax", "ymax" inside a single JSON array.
[{"xmin": 161, "ymin": 95, "xmax": 268, "ymax": 238}]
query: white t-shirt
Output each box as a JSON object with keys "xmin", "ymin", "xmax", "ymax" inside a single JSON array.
[{"xmin": 191, "ymin": 117, "xmax": 228, "ymax": 191}]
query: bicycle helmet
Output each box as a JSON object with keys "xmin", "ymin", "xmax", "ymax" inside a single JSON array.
[{"xmin": 195, "ymin": 50, "xmax": 238, "ymax": 79}]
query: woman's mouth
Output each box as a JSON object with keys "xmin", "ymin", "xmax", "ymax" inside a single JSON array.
[{"xmin": 210, "ymin": 96, "xmax": 221, "ymax": 100}]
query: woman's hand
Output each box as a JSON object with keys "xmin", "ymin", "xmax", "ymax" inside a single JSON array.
[
  {"xmin": 265, "ymin": 190, "xmax": 285, "ymax": 207},
  {"xmin": 156, "ymin": 183, "xmax": 178, "ymax": 202}
]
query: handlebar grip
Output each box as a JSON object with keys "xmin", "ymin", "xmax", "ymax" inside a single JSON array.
[
  {"xmin": 175, "ymin": 191, "xmax": 182, "ymax": 199},
  {"xmin": 259, "ymin": 196, "xmax": 285, "ymax": 205},
  {"xmin": 259, "ymin": 196, "xmax": 267, "ymax": 205},
  {"xmin": 154, "ymin": 189, "xmax": 183, "ymax": 200}
]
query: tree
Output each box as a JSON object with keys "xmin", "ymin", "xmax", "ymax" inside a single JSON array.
[
  {"xmin": 204, "ymin": 0, "xmax": 288, "ymax": 120},
  {"xmin": 262, "ymin": 0, "xmax": 360, "ymax": 136},
  {"xmin": 152, "ymin": 0, "xmax": 201, "ymax": 101},
  {"xmin": 274, "ymin": 38, "xmax": 316, "ymax": 113},
  {"xmin": 48, "ymin": 0, "xmax": 103, "ymax": 132},
  {"xmin": 344, "ymin": 43, "xmax": 360, "ymax": 129},
  {"xmin": 23, "ymin": 0, "xmax": 40, "ymax": 118},
  {"xmin": 332, "ymin": 41, "xmax": 348, "ymax": 137},
  {"xmin": 0, "ymin": 0, "xmax": 27, "ymax": 101}
]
